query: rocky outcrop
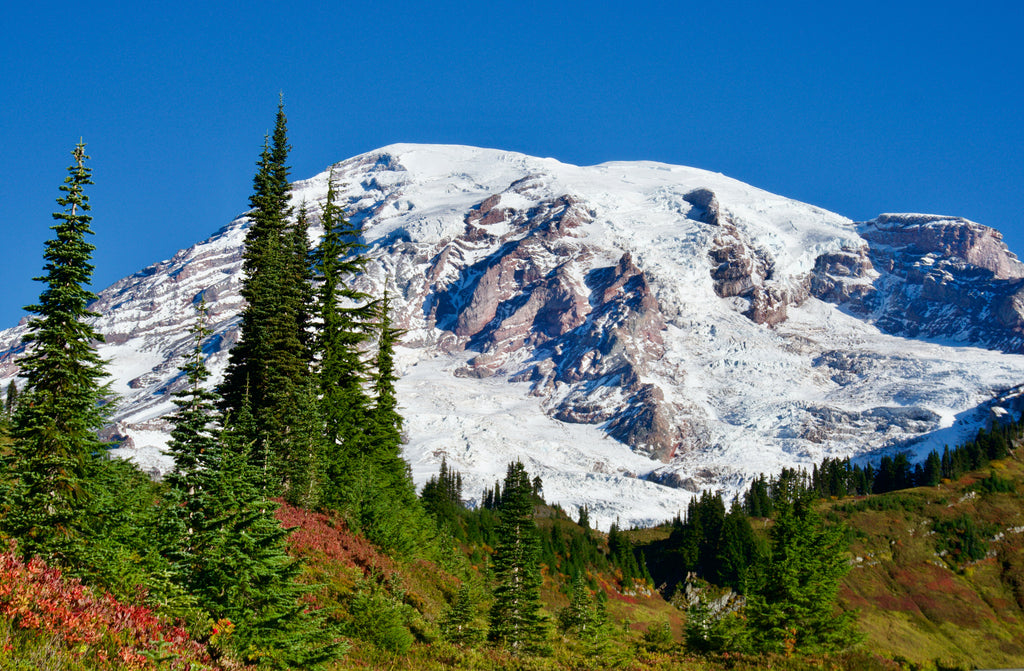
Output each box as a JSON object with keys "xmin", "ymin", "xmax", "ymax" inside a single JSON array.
[
  {"xmin": 808, "ymin": 214, "xmax": 1024, "ymax": 353},
  {"xmin": 418, "ymin": 182, "xmax": 678, "ymax": 459},
  {"xmin": 866, "ymin": 214, "xmax": 1024, "ymax": 280},
  {"xmin": 706, "ymin": 201, "xmax": 805, "ymax": 327}
]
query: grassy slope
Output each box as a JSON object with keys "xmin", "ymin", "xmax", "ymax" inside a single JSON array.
[{"xmin": 831, "ymin": 456, "xmax": 1024, "ymax": 668}]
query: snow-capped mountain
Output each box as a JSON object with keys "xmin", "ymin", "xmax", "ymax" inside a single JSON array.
[{"xmin": 3, "ymin": 144, "xmax": 1024, "ymax": 529}]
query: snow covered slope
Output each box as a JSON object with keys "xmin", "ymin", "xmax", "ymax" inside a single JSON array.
[{"xmin": 3, "ymin": 144, "xmax": 1024, "ymax": 529}]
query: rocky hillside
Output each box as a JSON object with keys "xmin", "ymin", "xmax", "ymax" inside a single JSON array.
[{"xmin": 3, "ymin": 144, "xmax": 1024, "ymax": 528}]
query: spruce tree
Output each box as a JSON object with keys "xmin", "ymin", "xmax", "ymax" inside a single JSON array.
[
  {"xmin": 1, "ymin": 142, "xmax": 110, "ymax": 564},
  {"xmin": 369, "ymin": 287, "xmax": 403, "ymax": 455},
  {"xmin": 192, "ymin": 435, "xmax": 341, "ymax": 668},
  {"xmin": 441, "ymin": 583, "xmax": 483, "ymax": 644},
  {"xmin": 4, "ymin": 380, "xmax": 17, "ymax": 418},
  {"xmin": 161, "ymin": 303, "xmax": 222, "ymax": 568},
  {"xmin": 488, "ymin": 460, "xmax": 547, "ymax": 653}
]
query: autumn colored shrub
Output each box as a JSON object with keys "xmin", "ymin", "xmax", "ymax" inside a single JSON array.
[
  {"xmin": 0, "ymin": 541, "xmax": 214, "ymax": 670},
  {"xmin": 275, "ymin": 501, "xmax": 395, "ymax": 577}
]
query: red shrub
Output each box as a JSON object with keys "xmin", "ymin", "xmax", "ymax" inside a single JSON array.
[
  {"xmin": 0, "ymin": 542, "xmax": 213, "ymax": 670},
  {"xmin": 275, "ymin": 502, "xmax": 395, "ymax": 577}
]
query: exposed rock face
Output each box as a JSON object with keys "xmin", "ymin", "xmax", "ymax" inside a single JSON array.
[
  {"xmin": 705, "ymin": 199, "xmax": 806, "ymax": 327},
  {"xmin": 806, "ymin": 213, "xmax": 1024, "ymax": 353}
]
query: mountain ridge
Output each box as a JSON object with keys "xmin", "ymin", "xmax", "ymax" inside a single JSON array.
[{"xmin": 3, "ymin": 143, "xmax": 1023, "ymax": 529}]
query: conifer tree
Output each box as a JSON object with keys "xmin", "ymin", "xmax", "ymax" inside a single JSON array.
[
  {"xmin": 162, "ymin": 303, "xmax": 222, "ymax": 567},
  {"xmin": 311, "ymin": 171, "xmax": 375, "ymax": 509},
  {"xmin": 219, "ymin": 99, "xmax": 317, "ymax": 500},
  {"xmin": 745, "ymin": 487, "xmax": 859, "ymax": 654},
  {"xmin": 488, "ymin": 460, "xmax": 547, "ymax": 653},
  {"xmin": 369, "ymin": 287, "xmax": 403, "ymax": 454},
  {"xmin": 192, "ymin": 434, "xmax": 340, "ymax": 668},
  {"xmin": 441, "ymin": 583, "xmax": 483, "ymax": 644},
  {"xmin": 4, "ymin": 380, "xmax": 17, "ymax": 418},
  {"xmin": 1, "ymin": 142, "xmax": 110, "ymax": 564}
]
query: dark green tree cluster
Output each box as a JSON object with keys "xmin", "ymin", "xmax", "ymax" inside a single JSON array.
[
  {"xmin": 606, "ymin": 520, "xmax": 652, "ymax": 589},
  {"xmin": 0, "ymin": 141, "xmax": 343, "ymax": 668},
  {"xmin": 161, "ymin": 306, "xmax": 340, "ymax": 667},
  {"xmin": 660, "ymin": 491, "xmax": 759, "ymax": 593},
  {"xmin": 420, "ymin": 457, "xmax": 464, "ymax": 523},
  {"xmin": 216, "ymin": 102, "xmax": 423, "ymax": 552},
  {"xmin": 684, "ymin": 486, "xmax": 859, "ymax": 656},
  {"xmin": 762, "ymin": 416, "xmax": 1023, "ymax": 508},
  {"xmin": 744, "ymin": 488, "xmax": 860, "ymax": 654},
  {"xmin": 219, "ymin": 101, "xmax": 318, "ymax": 503}
]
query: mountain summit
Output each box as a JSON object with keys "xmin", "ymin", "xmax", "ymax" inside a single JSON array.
[{"xmin": 3, "ymin": 144, "xmax": 1024, "ymax": 527}]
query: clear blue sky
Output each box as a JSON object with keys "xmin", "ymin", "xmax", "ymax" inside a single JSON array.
[{"xmin": 2, "ymin": 1, "xmax": 1022, "ymax": 327}]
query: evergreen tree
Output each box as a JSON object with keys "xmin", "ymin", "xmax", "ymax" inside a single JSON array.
[
  {"xmin": 311, "ymin": 170, "xmax": 375, "ymax": 510},
  {"xmin": 271, "ymin": 202, "xmax": 323, "ymax": 506},
  {"xmin": 745, "ymin": 488, "xmax": 860, "ymax": 654},
  {"xmin": 4, "ymin": 380, "xmax": 17, "ymax": 418},
  {"xmin": 161, "ymin": 303, "xmax": 222, "ymax": 567},
  {"xmin": 715, "ymin": 501, "xmax": 760, "ymax": 591},
  {"xmin": 422, "ymin": 457, "xmax": 464, "ymax": 524},
  {"xmin": 440, "ymin": 583, "xmax": 483, "ymax": 644},
  {"xmin": 488, "ymin": 460, "xmax": 547, "ymax": 653},
  {"xmin": 220, "ymin": 105, "xmax": 293, "ymax": 431},
  {"xmin": 191, "ymin": 436, "xmax": 340, "ymax": 668},
  {"xmin": 1, "ymin": 142, "xmax": 110, "ymax": 564},
  {"xmin": 368, "ymin": 287, "xmax": 404, "ymax": 458},
  {"xmin": 922, "ymin": 450, "xmax": 942, "ymax": 487},
  {"xmin": 557, "ymin": 573, "xmax": 605, "ymax": 639},
  {"xmin": 578, "ymin": 504, "xmax": 590, "ymax": 530},
  {"xmin": 219, "ymin": 99, "xmax": 317, "ymax": 501}
]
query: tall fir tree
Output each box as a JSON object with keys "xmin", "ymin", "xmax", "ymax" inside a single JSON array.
[
  {"xmin": 0, "ymin": 142, "xmax": 110, "ymax": 564},
  {"xmin": 310, "ymin": 171, "xmax": 375, "ymax": 510},
  {"xmin": 488, "ymin": 460, "xmax": 548, "ymax": 653},
  {"xmin": 161, "ymin": 302, "xmax": 222, "ymax": 567},
  {"xmin": 4, "ymin": 380, "xmax": 17, "ymax": 418},
  {"xmin": 165, "ymin": 306, "xmax": 340, "ymax": 667},
  {"xmin": 368, "ymin": 287, "xmax": 403, "ymax": 456},
  {"xmin": 219, "ymin": 99, "xmax": 316, "ymax": 500}
]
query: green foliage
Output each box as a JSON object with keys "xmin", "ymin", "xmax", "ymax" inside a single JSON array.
[
  {"xmin": 488, "ymin": 461, "xmax": 548, "ymax": 654},
  {"xmin": 440, "ymin": 583, "xmax": 484, "ymax": 645},
  {"xmin": 422, "ymin": 457, "xmax": 464, "ymax": 525},
  {"xmin": 972, "ymin": 470, "xmax": 1015, "ymax": 494},
  {"xmin": 557, "ymin": 574, "xmax": 603, "ymax": 637},
  {"xmin": 219, "ymin": 99, "xmax": 321, "ymax": 503},
  {"xmin": 684, "ymin": 599, "xmax": 751, "ymax": 654},
  {"xmin": 0, "ymin": 142, "xmax": 112, "ymax": 567},
  {"xmin": 638, "ymin": 620, "xmax": 675, "ymax": 653},
  {"xmin": 345, "ymin": 583, "xmax": 416, "ymax": 654},
  {"xmin": 312, "ymin": 170, "xmax": 374, "ymax": 504},
  {"xmin": 657, "ymin": 492, "xmax": 760, "ymax": 595},
  {"xmin": 162, "ymin": 301, "xmax": 340, "ymax": 668},
  {"xmin": 745, "ymin": 489, "xmax": 860, "ymax": 655},
  {"xmin": 932, "ymin": 514, "xmax": 994, "ymax": 567},
  {"xmin": 3, "ymin": 381, "xmax": 16, "ymax": 419}
]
